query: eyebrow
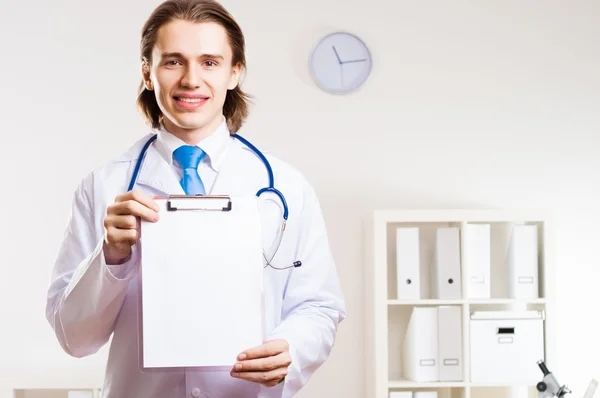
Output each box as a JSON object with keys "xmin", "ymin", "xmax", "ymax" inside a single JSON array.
[{"xmin": 160, "ymin": 52, "xmax": 224, "ymax": 61}]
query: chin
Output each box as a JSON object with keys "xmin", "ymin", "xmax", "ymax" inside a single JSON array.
[{"xmin": 170, "ymin": 113, "xmax": 212, "ymax": 130}]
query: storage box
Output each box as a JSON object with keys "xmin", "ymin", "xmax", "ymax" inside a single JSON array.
[
  {"xmin": 470, "ymin": 310, "xmax": 545, "ymax": 384},
  {"xmin": 389, "ymin": 392, "xmax": 412, "ymax": 398},
  {"xmin": 414, "ymin": 392, "xmax": 438, "ymax": 398}
]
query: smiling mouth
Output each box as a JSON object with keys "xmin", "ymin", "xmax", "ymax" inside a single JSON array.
[
  {"xmin": 174, "ymin": 96, "xmax": 207, "ymax": 103},
  {"xmin": 173, "ymin": 95, "xmax": 209, "ymax": 110}
]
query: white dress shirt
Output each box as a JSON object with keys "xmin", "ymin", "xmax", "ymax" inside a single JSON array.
[{"xmin": 154, "ymin": 118, "xmax": 231, "ymax": 194}]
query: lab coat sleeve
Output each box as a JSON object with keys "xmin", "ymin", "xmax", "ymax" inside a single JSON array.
[
  {"xmin": 45, "ymin": 178, "xmax": 139, "ymax": 358},
  {"xmin": 265, "ymin": 182, "xmax": 346, "ymax": 397}
]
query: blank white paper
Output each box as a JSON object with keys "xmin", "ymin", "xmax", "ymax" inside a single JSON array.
[{"xmin": 140, "ymin": 196, "xmax": 264, "ymax": 368}]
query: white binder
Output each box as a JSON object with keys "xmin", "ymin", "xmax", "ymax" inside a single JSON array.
[
  {"xmin": 402, "ymin": 307, "xmax": 439, "ymax": 382},
  {"xmin": 437, "ymin": 306, "xmax": 463, "ymax": 381},
  {"xmin": 431, "ymin": 227, "xmax": 462, "ymax": 299},
  {"xmin": 396, "ymin": 227, "xmax": 421, "ymax": 300},
  {"xmin": 463, "ymin": 224, "xmax": 491, "ymax": 299},
  {"xmin": 507, "ymin": 224, "xmax": 539, "ymax": 299}
]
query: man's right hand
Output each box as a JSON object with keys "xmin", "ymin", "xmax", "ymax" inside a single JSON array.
[{"xmin": 103, "ymin": 190, "xmax": 160, "ymax": 265}]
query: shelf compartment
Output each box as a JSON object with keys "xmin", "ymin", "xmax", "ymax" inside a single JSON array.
[
  {"xmin": 468, "ymin": 299, "xmax": 545, "ymax": 305},
  {"xmin": 389, "ymin": 384, "xmax": 467, "ymax": 398},
  {"xmin": 13, "ymin": 390, "xmax": 100, "ymax": 398},
  {"xmin": 462, "ymin": 221, "xmax": 546, "ymax": 301},
  {"xmin": 389, "ymin": 379, "xmax": 467, "ymax": 388},
  {"xmin": 388, "ymin": 305, "xmax": 466, "ymax": 384},
  {"xmin": 388, "ymin": 299, "xmax": 465, "ymax": 306},
  {"xmin": 470, "ymin": 385, "xmax": 537, "ymax": 398},
  {"xmin": 387, "ymin": 221, "xmax": 463, "ymax": 301}
]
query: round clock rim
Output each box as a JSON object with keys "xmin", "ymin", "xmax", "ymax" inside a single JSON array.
[{"xmin": 308, "ymin": 31, "xmax": 372, "ymax": 95}]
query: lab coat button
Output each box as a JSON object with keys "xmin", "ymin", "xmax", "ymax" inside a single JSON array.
[{"xmin": 191, "ymin": 388, "xmax": 201, "ymax": 397}]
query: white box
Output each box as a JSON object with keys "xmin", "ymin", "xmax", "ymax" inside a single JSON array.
[
  {"xmin": 396, "ymin": 227, "xmax": 421, "ymax": 300},
  {"xmin": 414, "ymin": 393, "xmax": 438, "ymax": 398},
  {"xmin": 431, "ymin": 227, "xmax": 462, "ymax": 299},
  {"xmin": 463, "ymin": 224, "xmax": 491, "ymax": 298},
  {"xmin": 507, "ymin": 224, "xmax": 539, "ymax": 299},
  {"xmin": 389, "ymin": 392, "xmax": 413, "ymax": 398},
  {"xmin": 402, "ymin": 307, "xmax": 439, "ymax": 382},
  {"xmin": 67, "ymin": 392, "xmax": 94, "ymax": 398},
  {"xmin": 470, "ymin": 310, "xmax": 545, "ymax": 384}
]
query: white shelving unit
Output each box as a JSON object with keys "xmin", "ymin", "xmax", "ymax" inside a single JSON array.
[{"xmin": 365, "ymin": 209, "xmax": 556, "ymax": 398}]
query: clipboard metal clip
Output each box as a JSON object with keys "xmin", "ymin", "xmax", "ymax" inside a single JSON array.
[{"xmin": 166, "ymin": 194, "xmax": 232, "ymax": 212}]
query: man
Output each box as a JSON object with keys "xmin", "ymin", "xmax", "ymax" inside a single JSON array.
[{"xmin": 45, "ymin": 0, "xmax": 346, "ymax": 397}]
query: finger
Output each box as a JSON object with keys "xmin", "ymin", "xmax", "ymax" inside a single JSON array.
[
  {"xmin": 238, "ymin": 339, "xmax": 288, "ymax": 360},
  {"xmin": 113, "ymin": 199, "xmax": 159, "ymax": 222},
  {"xmin": 104, "ymin": 214, "xmax": 138, "ymax": 230},
  {"xmin": 231, "ymin": 367, "xmax": 288, "ymax": 385},
  {"xmin": 234, "ymin": 352, "xmax": 290, "ymax": 372},
  {"xmin": 105, "ymin": 226, "xmax": 138, "ymax": 246},
  {"xmin": 117, "ymin": 190, "xmax": 160, "ymax": 212},
  {"xmin": 131, "ymin": 190, "xmax": 160, "ymax": 212},
  {"xmin": 259, "ymin": 378, "xmax": 283, "ymax": 388},
  {"xmin": 113, "ymin": 190, "xmax": 160, "ymax": 218}
]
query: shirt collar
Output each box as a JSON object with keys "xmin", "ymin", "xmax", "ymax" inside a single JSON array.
[{"xmin": 154, "ymin": 118, "xmax": 231, "ymax": 172}]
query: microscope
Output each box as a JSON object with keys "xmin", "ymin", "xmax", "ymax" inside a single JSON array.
[
  {"xmin": 536, "ymin": 360, "xmax": 572, "ymax": 398},
  {"xmin": 536, "ymin": 360, "xmax": 598, "ymax": 398}
]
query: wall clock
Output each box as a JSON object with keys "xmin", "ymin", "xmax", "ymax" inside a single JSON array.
[{"xmin": 309, "ymin": 31, "xmax": 372, "ymax": 94}]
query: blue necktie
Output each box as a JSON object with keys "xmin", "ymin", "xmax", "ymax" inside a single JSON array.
[{"xmin": 173, "ymin": 145, "xmax": 206, "ymax": 195}]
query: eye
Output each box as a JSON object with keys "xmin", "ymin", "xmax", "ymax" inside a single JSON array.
[
  {"xmin": 204, "ymin": 60, "xmax": 217, "ymax": 67},
  {"xmin": 165, "ymin": 60, "xmax": 181, "ymax": 66}
]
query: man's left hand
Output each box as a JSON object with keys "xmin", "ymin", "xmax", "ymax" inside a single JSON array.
[{"xmin": 231, "ymin": 339, "xmax": 291, "ymax": 387}]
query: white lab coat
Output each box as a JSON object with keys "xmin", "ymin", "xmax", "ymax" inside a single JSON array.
[{"xmin": 45, "ymin": 132, "xmax": 346, "ymax": 398}]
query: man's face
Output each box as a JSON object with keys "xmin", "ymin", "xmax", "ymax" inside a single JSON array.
[{"xmin": 144, "ymin": 19, "xmax": 240, "ymax": 137}]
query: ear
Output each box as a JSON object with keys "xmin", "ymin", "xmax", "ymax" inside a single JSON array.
[
  {"xmin": 141, "ymin": 61, "xmax": 154, "ymax": 91},
  {"xmin": 228, "ymin": 63, "xmax": 242, "ymax": 90}
]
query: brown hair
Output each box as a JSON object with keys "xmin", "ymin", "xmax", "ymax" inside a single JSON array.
[{"xmin": 137, "ymin": 0, "xmax": 251, "ymax": 133}]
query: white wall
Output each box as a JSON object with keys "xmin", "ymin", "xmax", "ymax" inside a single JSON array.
[{"xmin": 1, "ymin": 0, "xmax": 599, "ymax": 397}]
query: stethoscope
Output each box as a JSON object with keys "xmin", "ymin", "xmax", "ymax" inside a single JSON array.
[{"xmin": 127, "ymin": 133, "xmax": 302, "ymax": 270}]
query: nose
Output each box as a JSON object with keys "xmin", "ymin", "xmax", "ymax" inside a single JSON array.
[{"xmin": 180, "ymin": 64, "xmax": 202, "ymax": 88}]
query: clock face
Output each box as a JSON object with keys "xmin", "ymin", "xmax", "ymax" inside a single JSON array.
[{"xmin": 309, "ymin": 32, "xmax": 372, "ymax": 94}]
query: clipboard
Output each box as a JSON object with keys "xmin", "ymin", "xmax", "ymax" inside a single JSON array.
[
  {"xmin": 139, "ymin": 194, "xmax": 264, "ymax": 369},
  {"xmin": 165, "ymin": 194, "xmax": 233, "ymax": 211}
]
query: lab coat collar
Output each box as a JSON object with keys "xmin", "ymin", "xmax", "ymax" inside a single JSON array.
[
  {"xmin": 154, "ymin": 118, "xmax": 231, "ymax": 172},
  {"xmin": 130, "ymin": 128, "xmax": 247, "ymax": 196},
  {"xmin": 135, "ymin": 142, "xmax": 186, "ymax": 195}
]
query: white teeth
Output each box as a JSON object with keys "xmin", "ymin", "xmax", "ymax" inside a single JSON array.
[{"xmin": 177, "ymin": 97, "xmax": 204, "ymax": 103}]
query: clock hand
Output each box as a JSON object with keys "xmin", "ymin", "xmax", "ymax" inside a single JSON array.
[
  {"xmin": 332, "ymin": 45, "xmax": 342, "ymax": 64},
  {"xmin": 341, "ymin": 58, "xmax": 368, "ymax": 64}
]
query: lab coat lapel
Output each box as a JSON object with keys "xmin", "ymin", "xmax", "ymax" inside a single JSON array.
[
  {"xmin": 209, "ymin": 140, "xmax": 254, "ymax": 196},
  {"xmin": 135, "ymin": 143, "xmax": 185, "ymax": 195}
]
